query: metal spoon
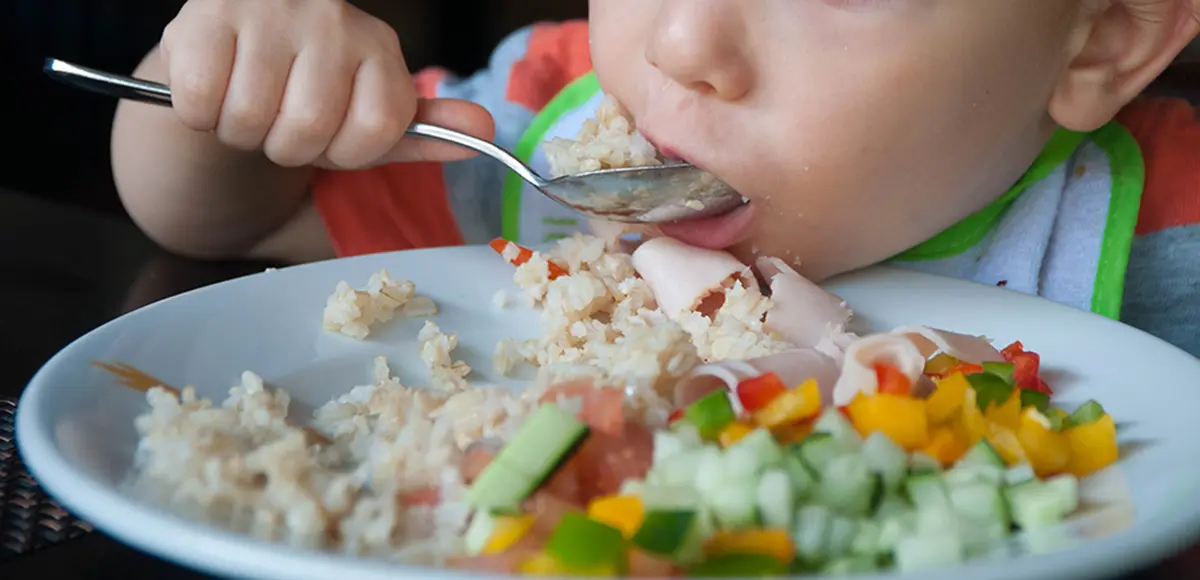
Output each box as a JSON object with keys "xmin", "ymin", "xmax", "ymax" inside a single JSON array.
[{"xmin": 45, "ymin": 58, "xmax": 746, "ymax": 224}]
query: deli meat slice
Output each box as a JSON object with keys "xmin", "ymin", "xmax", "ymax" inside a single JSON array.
[
  {"xmin": 631, "ymin": 237, "xmax": 751, "ymax": 320},
  {"xmin": 756, "ymin": 257, "xmax": 852, "ymax": 349}
]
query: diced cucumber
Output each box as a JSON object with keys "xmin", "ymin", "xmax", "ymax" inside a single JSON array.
[
  {"xmin": 860, "ymin": 432, "xmax": 909, "ymax": 493},
  {"xmin": 685, "ymin": 554, "xmax": 788, "ymax": 577},
  {"xmin": 797, "ymin": 433, "xmax": 851, "ymax": 473},
  {"xmin": 642, "ymin": 484, "xmax": 703, "ymax": 511},
  {"xmin": 1004, "ymin": 464, "xmax": 1036, "ymax": 487},
  {"xmin": 651, "ymin": 446, "xmax": 720, "ymax": 487},
  {"xmin": 693, "ymin": 445, "xmax": 728, "ymax": 495},
  {"xmin": 816, "ymin": 454, "xmax": 880, "ymax": 517},
  {"xmin": 463, "ymin": 512, "xmax": 497, "ymax": 555},
  {"xmin": 949, "ymin": 482, "xmax": 1010, "ymax": 526},
  {"xmin": 492, "ymin": 403, "xmax": 589, "ymax": 484},
  {"xmin": 909, "ymin": 451, "xmax": 942, "ymax": 476},
  {"xmin": 654, "ymin": 427, "xmax": 702, "ymax": 464},
  {"xmin": 792, "ymin": 504, "xmax": 833, "ymax": 565},
  {"xmin": 850, "ymin": 520, "xmax": 882, "ymax": 556},
  {"xmin": 822, "ymin": 555, "xmax": 879, "ymax": 574},
  {"xmin": 1064, "ymin": 400, "xmax": 1106, "ymax": 428},
  {"xmin": 1019, "ymin": 390, "xmax": 1051, "ymax": 413},
  {"xmin": 781, "ymin": 453, "xmax": 817, "ymax": 500},
  {"xmin": 894, "ymin": 533, "xmax": 964, "ymax": 572},
  {"xmin": 729, "ymin": 428, "xmax": 785, "ymax": 469},
  {"xmin": 943, "ymin": 463, "xmax": 1004, "ymax": 488},
  {"xmin": 1005, "ymin": 475, "xmax": 1079, "ymax": 530},
  {"xmin": 1020, "ymin": 525, "xmax": 1081, "ymax": 555},
  {"xmin": 966, "ymin": 373, "xmax": 1014, "ymax": 411},
  {"xmin": 632, "ymin": 510, "xmax": 705, "ymax": 564},
  {"xmin": 545, "ymin": 513, "xmax": 627, "ymax": 573},
  {"xmin": 827, "ymin": 516, "xmax": 859, "ymax": 558},
  {"xmin": 756, "ymin": 469, "xmax": 794, "ymax": 530},
  {"xmin": 813, "ymin": 408, "xmax": 864, "ymax": 449},
  {"xmin": 872, "ymin": 493, "xmax": 912, "ymax": 519},
  {"xmin": 464, "ymin": 460, "xmax": 534, "ymax": 512},
  {"xmin": 958, "ymin": 440, "xmax": 1006, "ymax": 470},
  {"xmin": 905, "ymin": 473, "xmax": 950, "ymax": 510},
  {"xmin": 685, "ymin": 390, "xmax": 737, "ymax": 440},
  {"xmin": 915, "ymin": 505, "xmax": 960, "ymax": 536},
  {"xmin": 981, "ymin": 361, "xmax": 1015, "ymax": 385},
  {"xmin": 706, "ymin": 477, "xmax": 760, "ymax": 529},
  {"xmin": 876, "ymin": 512, "xmax": 917, "ymax": 552},
  {"xmin": 958, "ymin": 516, "xmax": 1009, "ymax": 558}
]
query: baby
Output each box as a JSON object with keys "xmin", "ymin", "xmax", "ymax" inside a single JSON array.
[{"xmin": 111, "ymin": 0, "xmax": 1200, "ymax": 356}]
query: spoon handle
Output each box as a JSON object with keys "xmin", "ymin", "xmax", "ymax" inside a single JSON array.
[{"xmin": 43, "ymin": 58, "xmax": 548, "ymax": 187}]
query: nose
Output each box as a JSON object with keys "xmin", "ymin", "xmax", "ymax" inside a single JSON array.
[{"xmin": 645, "ymin": 0, "xmax": 754, "ymax": 101}]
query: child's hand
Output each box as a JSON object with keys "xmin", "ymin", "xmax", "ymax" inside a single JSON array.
[{"xmin": 159, "ymin": 0, "xmax": 493, "ymax": 170}]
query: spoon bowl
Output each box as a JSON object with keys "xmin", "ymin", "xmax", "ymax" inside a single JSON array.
[{"xmin": 45, "ymin": 58, "xmax": 746, "ymax": 224}]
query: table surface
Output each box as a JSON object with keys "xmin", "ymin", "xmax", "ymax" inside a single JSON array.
[{"xmin": 1, "ymin": 188, "xmax": 1198, "ymax": 579}]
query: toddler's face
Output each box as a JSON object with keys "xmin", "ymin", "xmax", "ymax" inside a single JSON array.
[{"xmin": 589, "ymin": 0, "xmax": 1084, "ymax": 279}]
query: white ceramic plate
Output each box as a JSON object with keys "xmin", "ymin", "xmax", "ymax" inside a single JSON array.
[{"xmin": 17, "ymin": 245, "xmax": 1200, "ymax": 580}]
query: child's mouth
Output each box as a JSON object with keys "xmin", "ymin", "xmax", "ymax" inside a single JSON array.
[{"xmin": 658, "ymin": 202, "xmax": 757, "ymax": 250}]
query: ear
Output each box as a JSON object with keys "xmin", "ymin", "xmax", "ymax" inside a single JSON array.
[{"xmin": 1049, "ymin": 0, "xmax": 1200, "ymax": 132}]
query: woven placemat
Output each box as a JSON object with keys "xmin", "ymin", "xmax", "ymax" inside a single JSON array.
[{"xmin": 0, "ymin": 397, "xmax": 93, "ymax": 560}]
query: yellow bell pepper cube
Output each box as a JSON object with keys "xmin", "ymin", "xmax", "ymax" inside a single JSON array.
[
  {"xmin": 846, "ymin": 394, "xmax": 930, "ymax": 451},
  {"xmin": 718, "ymin": 421, "xmax": 756, "ymax": 448},
  {"xmin": 587, "ymin": 495, "xmax": 645, "ymax": 539},
  {"xmin": 1064, "ymin": 414, "xmax": 1119, "ymax": 478},
  {"xmin": 984, "ymin": 390, "xmax": 1022, "ymax": 431},
  {"xmin": 704, "ymin": 529, "xmax": 796, "ymax": 564},
  {"xmin": 483, "ymin": 514, "xmax": 536, "ymax": 554},
  {"xmin": 986, "ymin": 426, "xmax": 1027, "ymax": 466},
  {"xmin": 927, "ymin": 372, "xmax": 969, "ymax": 424},
  {"xmin": 922, "ymin": 426, "xmax": 969, "ymax": 466},
  {"xmin": 961, "ymin": 390, "xmax": 991, "ymax": 444},
  {"xmin": 753, "ymin": 379, "xmax": 822, "ymax": 430},
  {"xmin": 520, "ymin": 553, "xmax": 618, "ymax": 576},
  {"xmin": 1016, "ymin": 408, "xmax": 1070, "ymax": 477}
]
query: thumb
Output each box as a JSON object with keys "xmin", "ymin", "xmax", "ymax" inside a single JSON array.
[{"xmin": 381, "ymin": 98, "xmax": 496, "ymax": 163}]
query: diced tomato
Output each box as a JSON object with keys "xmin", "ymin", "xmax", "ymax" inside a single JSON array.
[
  {"xmin": 460, "ymin": 445, "xmax": 497, "ymax": 485},
  {"xmin": 736, "ymin": 373, "xmax": 788, "ymax": 413},
  {"xmin": 399, "ymin": 486, "xmax": 441, "ymax": 507},
  {"xmin": 667, "ymin": 408, "xmax": 685, "ymax": 424},
  {"xmin": 572, "ymin": 421, "xmax": 654, "ymax": 504},
  {"xmin": 540, "ymin": 381, "xmax": 626, "ymax": 437},
  {"xmin": 489, "ymin": 238, "xmax": 568, "ymax": 280},
  {"xmin": 874, "ymin": 364, "xmax": 912, "ymax": 396},
  {"xmin": 1001, "ymin": 341, "xmax": 1053, "ymax": 394},
  {"xmin": 629, "ymin": 549, "xmax": 681, "ymax": 577}
]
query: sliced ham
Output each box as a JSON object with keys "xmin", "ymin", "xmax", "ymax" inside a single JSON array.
[
  {"xmin": 756, "ymin": 257, "xmax": 852, "ymax": 349},
  {"xmin": 891, "ymin": 325, "xmax": 1004, "ymax": 364},
  {"xmin": 831, "ymin": 334, "xmax": 927, "ymax": 406},
  {"xmin": 676, "ymin": 349, "xmax": 842, "ymax": 409},
  {"xmin": 631, "ymin": 237, "xmax": 751, "ymax": 319},
  {"xmin": 540, "ymin": 381, "xmax": 627, "ymax": 437}
]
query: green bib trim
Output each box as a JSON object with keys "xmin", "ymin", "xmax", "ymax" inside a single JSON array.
[
  {"xmin": 891, "ymin": 129, "xmax": 1090, "ymax": 262},
  {"xmin": 501, "ymin": 71, "xmax": 601, "ymax": 242},
  {"xmin": 1088, "ymin": 122, "xmax": 1144, "ymax": 320}
]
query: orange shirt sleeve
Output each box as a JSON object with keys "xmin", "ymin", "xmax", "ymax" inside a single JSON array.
[
  {"xmin": 1115, "ymin": 97, "xmax": 1200, "ymax": 236},
  {"xmin": 311, "ymin": 22, "xmax": 592, "ymax": 257}
]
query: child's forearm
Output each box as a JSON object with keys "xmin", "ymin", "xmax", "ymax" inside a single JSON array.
[{"xmin": 111, "ymin": 46, "xmax": 317, "ymax": 260}]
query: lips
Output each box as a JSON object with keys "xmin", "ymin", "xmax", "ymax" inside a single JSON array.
[{"xmin": 658, "ymin": 203, "xmax": 757, "ymax": 250}]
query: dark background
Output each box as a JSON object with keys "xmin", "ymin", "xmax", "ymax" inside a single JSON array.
[{"xmin": 0, "ymin": 0, "xmax": 589, "ymax": 218}]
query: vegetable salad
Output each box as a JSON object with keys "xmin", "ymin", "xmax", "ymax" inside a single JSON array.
[{"xmin": 458, "ymin": 340, "xmax": 1119, "ymax": 576}]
